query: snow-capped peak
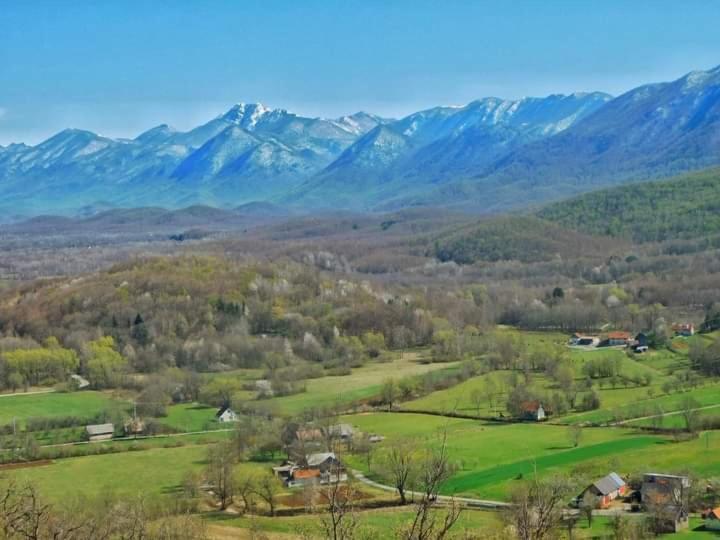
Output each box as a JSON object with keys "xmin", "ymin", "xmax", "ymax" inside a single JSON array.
[{"xmin": 223, "ymin": 102, "xmax": 272, "ymax": 129}]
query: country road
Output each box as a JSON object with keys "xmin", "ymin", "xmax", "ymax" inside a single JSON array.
[{"xmin": 351, "ymin": 469, "xmax": 510, "ymax": 509}]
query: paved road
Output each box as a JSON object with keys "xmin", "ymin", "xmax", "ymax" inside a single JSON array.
[{"xmin": 351, "ymin": 469, "xmax": 510, "ymax": 509}]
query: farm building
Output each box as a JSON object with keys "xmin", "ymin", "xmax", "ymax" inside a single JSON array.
[
  {"xmin": 641, "ymin": 473, "xmax": 691, "ymax": 533},
  {"xmin": 632, "ymin": 332, "xmax": 650, "ymax": 353},
  {"xmin": 606, "ymin": 331, "xmax": 632, "ymax": 346},
  {"xmin": 327, "ymin": 423, "xmax": 355, "ymax": 441},
  {"xmin": 569, "ymin": 333, "xmax": 599, "ymax": 347},
  {"xmin": 672, "ymin": 323, "xmax": 695, "ymax": 336},
  {"xmin": 215, "ymin": 406, "xmax": 238, "ymax": 422},
  {"xmin": 580, "ymin": 472, "xmax": 628, "ymax": 509},
  {"xmin": 86, "ymin": 423, "xmax": 114, "ymax": 442},
  {"xmin": 520, "ymin": 401, "xmax": 546, "ymax": 421},
  {"xmin": 296, "ymin": 427, "xmax": 324, "ymax": 443},
  {"xmin": 277, "ymin": 452, "xmax": 347, "ymax": 487},
  {"xmin": 704, "ymin": 507, "xmax": 720, "ymax": 531},
  {"xmin": 289, "ymin": 468, "xmax": 321, "ymax": 487}
]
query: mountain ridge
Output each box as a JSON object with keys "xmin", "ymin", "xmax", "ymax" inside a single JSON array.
[{"xmin": 1, "ymin": 65, "xmax": 719, "ymax": 216}]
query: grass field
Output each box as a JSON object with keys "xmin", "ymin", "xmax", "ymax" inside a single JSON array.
[
  {"xmin": 206, "ymin": 507, "xmax": 504, "ymax": 538},
  {"xmin": 341, "ymin": 412, "xmax": 666, "ymax": 499},
  {"xmin": 562, "ymin": 383, "xmax": 720, "ymax": 425},
  {"xmin": 0, "ymin": 391, "xmax": 126, "ymax": 426},
  {"xmin": 258, "ymin": 352, "xmax": 459, "ymax": 414},
  {"xmin": 8, "ymin": 444, "xmax": 210, "ymax": 500},
  {"xmin": 7, "ymin": 442, "xmax": 263, "ymax": 502},
  {"xmin": 162, "ymin": 402, "xmax": 221, "ymax": 432}
]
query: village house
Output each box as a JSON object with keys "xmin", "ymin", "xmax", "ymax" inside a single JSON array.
[
  {"xmin": 85, "ymin": 423, "xmax": 114, "ymax": 442},
  {"xmin": 632, "ymin": 332, "xmax": 650, "ymax": 353},
  {"xmin": 520, "ymin": 401, "xmax": 546, "ymax": 421},
  {"xmin": 641, "ymin": 473, "xmax": 691, "ymax": 533},
  {"xmin": 569, "ymin": 333, "xmax": 600, "ymax": 347},
  {"xmin": 703, "ymin": 507, "xmax": 720, "ymax": 531},
  {"xmin": 672, "ymin": 323, "xmax": 695, "ymax": 337},
  {"xmin": 327, "ymin": 423, "xmax": 355, "ymax": 442},
  {"xmin": 579, "ymin": 472, "xmax": 628, "ymax": 509},
  {"xmin": 275, "ymin": 452, "xmax": 347, "ymax": 488},
  {"xmin": 215, "ymin": 406, "xmax": 238, "ymax": 423},
  {"xmin": 605, "ymin": 331, "xmax": 632, "ymax": 347},
  {"xmin": 296, "ymin": 427, "xmax": 324, "ymax": 444}
]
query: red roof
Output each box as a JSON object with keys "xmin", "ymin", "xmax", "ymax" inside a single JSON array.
[
  {"xmin": 709, "ymin": 507, "xmax": 720, "ymax": 520},
  {"xmin": 293, "ymin": 469, "xmax": 321, "ymax": 480},
  {"xmin": 520, "ymin": 400, "xmax": 541, "ymax": 413},
  {"xmin": 672, "ymin": 323, "xmax": 694, "ymax": 331},
  {"xmin": 607, "ymin": 331, "xmax": 631, "ymax": 340}
]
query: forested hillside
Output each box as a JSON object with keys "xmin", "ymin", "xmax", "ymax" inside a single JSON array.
[
  {"xmin": 538, "ymin": 168, "xmax": 720, "ymax": 242},
  {"xmin": 431, "ymin": 216, "xmax": 622, "ymax": 264}
]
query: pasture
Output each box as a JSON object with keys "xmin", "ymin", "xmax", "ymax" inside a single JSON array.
[
  {"xmin": 0, "ymin": 391, "xmax": 125, "ymax": 426},
  {"xmin": 341, "ymin": 412, "xmax": 665, "ymax": 499},
  {"xmin": 258, "ymin": 351, "xmax": 459, "ymax": 414}
]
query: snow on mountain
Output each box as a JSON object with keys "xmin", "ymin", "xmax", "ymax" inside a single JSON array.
[{"xmin": 1, "ymin": 66, "xmax": 719, "ymax": 216}]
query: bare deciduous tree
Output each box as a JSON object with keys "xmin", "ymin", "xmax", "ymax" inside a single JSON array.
[
  {"xmin": 503, "ymin": 476, "xmax": 572, "ymax": 540},
  {"xmin": 400, "ymin": 433, "xmax": 462, "ymax": 540}
]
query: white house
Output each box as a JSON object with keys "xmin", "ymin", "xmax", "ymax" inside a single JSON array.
[{"xmin": 216, "ymin": 406, "xmax": 238, "ymax": 423}]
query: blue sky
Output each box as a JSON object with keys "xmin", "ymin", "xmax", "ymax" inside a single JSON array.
[{"xmin": 1, "ymin": 0, "xmax": 720, "ymax": 145}]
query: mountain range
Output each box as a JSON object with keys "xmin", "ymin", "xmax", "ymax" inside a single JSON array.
[{"xmin": 1, "ymin": 65, "xmax": 719, "ymax": 217}]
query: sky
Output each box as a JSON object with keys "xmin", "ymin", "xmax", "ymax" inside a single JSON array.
[{"xmin": 1, "ymin": 0, "xmax": 720, "ymax": 145}]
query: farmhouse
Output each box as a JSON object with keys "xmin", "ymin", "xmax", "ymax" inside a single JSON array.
[
  {"xmin": 580, "ymin": 472, "xmax": 627, "ymax": 509},
  {"xmin": 296, "ymin": 427, "xmax": 324, "ymax": 443},
  {"xmin": 606, "ymin": 331, "xmax": 632, "ymax": 346},
  {"xmin": 327, "ymin": 423, "xmax": 355, "ymax": 441},
  {"xmin": 632, "ymin": 332, "xmax": 650, "ymax": 353},
  {"xmin": 520, "ymin": 401, "xmax": 546, "ymax": 421},
  {"xmin": 85, "ymin": 423, "xmax": 114, "ymax": 442},
  {"xmin": 672, "ymin": 323, "xmax": 695, "ymax": 337},
  {"xmin": 704, "ymin": 507, "xmax": 720, "ymax": 531},
  {"xmin": 278, "ymin": 452, "xmax": 348, "ymax": 487},
  {"xmin": 569, "ymin": 333, "xmax": 599, "ymax": 347},
  {"xmin": 641, "ymin": 473, "xmax": 691, "ymax": 532},
  {"xmin": 215, "ymin": 406, "xmax": 238, "ymax": 423}
]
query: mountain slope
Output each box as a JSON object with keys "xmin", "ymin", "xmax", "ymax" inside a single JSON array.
[
  {"xmin": 293, "ymin": 93, "xmax": 612, "ymax": 208},
  {"xmin": 0, "ymin": 104, "xmax": 386, "ymax": 214},
  {"xmin": 538, "ymin": 167, "xmax": 720, "ymax": 243},
  {"xmin": 407, "ymin": 66, "xmax": 720, "ymax": 211}
]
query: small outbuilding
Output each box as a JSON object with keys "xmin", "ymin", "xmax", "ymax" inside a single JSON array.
[
  {"xmin": 327, "ymin": 423, "xmax": 355, "ymax": 441},
  {"xmin": 216, "ymin": 406, "xmax": 238, "ymax": 423},
  {"xmin": 580, "ymin": 472, "xmax": 628, "ymax": 509},
  {"xmin": 520, "ymin": 401, "xmax": 546, "ymax": 421},
  {"xmin": 86, "ymin": 423, "xmax": 114, "ymax": 442}
]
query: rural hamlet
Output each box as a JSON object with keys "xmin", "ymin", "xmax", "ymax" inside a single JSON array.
[{"xmin": 1, "ymin": 3, "xmax": 720, "ymax": 539}]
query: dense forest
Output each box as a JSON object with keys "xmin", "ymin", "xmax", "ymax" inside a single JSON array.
[{"xmin": 538, "ymin": 168, "xmax": 720, "ymax": 243}]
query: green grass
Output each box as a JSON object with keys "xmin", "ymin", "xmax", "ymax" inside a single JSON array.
[
  {"xmin": 562, "ymin": 384, "xmax": 720, "ymax": 425},
  {"xmin": 8, "ymin": 444, "xmax": 210, "ymax": 501},
  {"xmin": 259, "ymin": 352, "xmax": 459, "ymax": 414},
  {"xmin": 206, "ymin": 507, "xmax": 504, "ymax": 538},
  {"xmin": 0, "ymin": 391, "xmax": 125, "ymax": 426},
  {"xmin": 6, "ymin": 442, "xmax": 265, "ymax": 502},
  {"xmin": 342, "ymin": 412, "xmax": 663, "ymax": 499},
  {"xmin": 161, "ymin": 402, "xmax": 220, "ymax": 432}
]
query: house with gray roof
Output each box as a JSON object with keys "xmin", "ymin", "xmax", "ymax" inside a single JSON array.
[
  {"xmin": 579, "ymin": 472, "xmax": 627, "ymax": 508},
  {"xmin": 85, "ymin": 423, "xmax": 114, "ymax": 442}
]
